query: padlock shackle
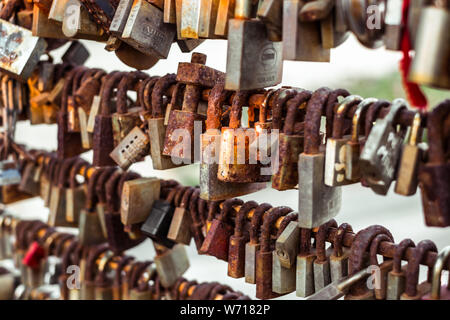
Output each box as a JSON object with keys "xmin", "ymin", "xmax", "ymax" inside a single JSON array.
[
  {"xmin": 129, "ymin": 261, "xmax": 153, "ymax": 291},
  {"xmin": 116, "ymin": 71, "xmax": 148, "ymax": 114},
  {"xmin": 404, "ymin": 240, "xmax": 437, "ymax": 298},
  {"xmin": 174, "ymin": 186, "xmax": 190, "ymax": 207},
  {"xmin": 315, "ymin": 219, "xmax": 337, "ymax": 262},
  {"xmin": 259, "ymin": 89, "xmax": 276, "ymax": 126},
  {"xmin": 431, "ymin": 246, "xmax": 450, "ymax": 299},
  {"xmin": 369, "ymin": 233, "xmax": 394, "ymax": 266},
  {"xmin": 273, "ymin": 89, "xmax": 300, "ymax": 130},
  {"xmin": 143, "ymin": 76, "xmax": 161, "ymax": 114},
  {"xmin": 114, "ymin": 255, "xmax": 135, "ymax": 289},
  {"xmin": 105, "ymin": 171, "xmax": 124, "ymax": 213},
  {"xmin": 332, "ymin": 95, "xmax": 362, "ymax": 139},
  {"xmin": 55, "ymin": 234, "xmax": 75, "ymax": 257},
  {"xmin": 94, "ymin": 250, "xmax": 115, "ymax": 288},
  {"xmin": 206, "ymin": 81, "xmax": 229, "ymax": 131},
  {"xmin": 180, "ymin": 186, "xmax": 195, "ymax": 209},
  {"xmin": 325, "ymin": 89, "xmax": 350, "ymax": 140},
  {"xmin": 428, "ymin": 99, "xmax": 450, "ymax": 163},
  {"xmin": 363, "ymin": 99, "xmax": 389, "ymax": 139},
  {"xmin": 71, "ymin": 67, "xmax": 89, "ymax": 97},
  {"xmin": 283, "ymin": 90, "xmax": 311, "ymax": 135},
  {"xmin": 276, "ymin": 213, "xmax": 298, "ymax": 238},
  {"xmin": 61, "ymin": 239, "xmax": 80, "ymax": 272},
  {"xmin": 304, "ymin": 87, "xmax": 332, "ymax": 154},
  {"xmin": 86, "ymin": 167, "xmax": 105, "ymax": 210},
  {"xmin": 57, "ymin": 157, "xmax": 77, "ymax": 188},
  {"xmin": 350, "ymin": 98, "xmax": 377, "ymax": 143},
  {"xmin": 249, "ymin": 203, "xmax": 272, "ymax": 244},
  {"xmin": 100, "ymin": 72, "xmax": 127, "ymax": 116},
  {"xmin": 69, "ymin": 158, "xmax": 89, "ymax": 190},
  {"xmin": 189, "ymin": 189, "xmax": 202, "ymax": 224},
  {"xmin": 393, "ymin": 238, "xmax": 415, "ymax": 274},
  {"xmin": 85, "ymin": 243, "xmax": 109, "ymax": 282},
  {"xmin": 61, "ymin": 66, "xmax": 86, "ymax": 114},
  {"xmin": 260, "ymin": 206, "xmax": 292, "ymax": 252},
  {"xmin": 229, "ymin": 91, "xmax": 250, "ymax": 129},
  {"xmin": 408, "ymin": 112, "xmax": 422, "ymax": 146},
  {"xmin": 219, "ymin": 198, "xmax": 244, "ymax": 222},
  {"xmin": 384, "ymin": 98, "xmax": 409, "ymax": 127},
  {"xmin": 234, "ymin": 201, "xmax": 258, "ymax": 238},
  {"xmin": 151, "ymin": 74, "xmax": 177, "ymax": 118},
  {"xmin": 332, "ymin": 223, "xmax": 353, "ymax": 258},
  {"xmin": 95, "ymin": 167, "xmax": 118, "ymax": 204}
]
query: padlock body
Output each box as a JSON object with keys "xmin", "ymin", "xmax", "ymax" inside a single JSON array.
[
  {"xmin": 141, "ymin": 200, "xmax": 176, "ymax": 248},
  {"xmin": 275, "ymin": 221, "xmax": 299, "ymax": 269},
  {"xmin": 226, "ymin": 19, "xmax": 282, "ymax": 90},
  {"xmin": 148, "ymin": 117, "xmax": 180, "ymax": 170},
  {"xmin": 154, "ymin": 244, "xmax": 190, "ymax": 288},
  {"xmin": 200, "ymin": 218, "xmax": 233, "ymax": 261},
  {"xmin": 325, "ymin": 137, "xmax": 351, "ymax": 186},
  {"xmin": 227, "ymin": 235, "xmax": 247, "ymax": 278},
  {"xmin": 111, "ymin": 107, "xmax": 143, "ymax": 147},
  {"xmin": 167, "ymin": 207, "xmax": 193, "ymax": 245},
  {"xmin": 272, "ymin": 133, "xmax": 304, "ymax": 190},
  {"xmin": 256, "ymin": 250, "xmax": 280, "ymax": 300},
  {"xmin": 272, "ymin": 251, "xmax": 296, "ymax": 294},
  {"xmin": 296, "ymin": 253, "xmax": 316, "ymax": 298},
  {"xmin": 298, "ymin": 153, "xmax": 342, "ymax": 228},
  {"xmin": 395, "ymin": 144, "xmax": 423, "ymax": 196}
]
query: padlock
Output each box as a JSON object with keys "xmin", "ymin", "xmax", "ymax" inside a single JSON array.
[
  {"xmin": 272, "ymin": 213, "xmax": 298, "ymax": 295},
  {"xmin": 228, "ymin": 201, "xmax": 258, "ymax": 278},
  {"xmin": 49, "ymin": 0, "xmax": 70, "ymax": 22},
  {"xmin": 0, "ymin": 18, "xmax": 47, "ymax": 81},
  {"xmin": 215, "ymin": 0, "xmax": 235, "ymax": 36},
  {"xmin": 59, "ymin": 239, "xmax": 80, "ymax": 300},
  {"xmin": 164, "ymin": 0, "xmax": 176, "ymax": 23},
  {"xmin": 394, "ymin": 112, "xmax": 425, "ymax": 196},
  {"xmin": 167, "ymin": 187, "xmax": 195, "ymax": 245},
  {"xmin": 282, "ymin": 0, "xmax": 330, "ymax": 61},
  {"xmin": 163, "ymin": 53, "xmax": 221, "ymax": 163},
  {"xmin": 369, "ymin": 233, "xmax": 394, "ymax": 299},
  {"xmin": 314, "ymin": 220, "xmax": 337, "ymax": 291},
  {"xmin": 200, "ymin": 198, "xmax": 243, "ymax": 261},
  {"xmin": 61, "ymin": 41, "xmax": 90, "ymax": 66},
  {"xmin": 255, "ymin": 206, "xmax": 292, "ymax": 299},
  {"xmin": 112, "ymin": 256, "xmax": 135, "ymax": 300},
  {"xmin": 422, "ymin": 246, "xmax": 450, "ymax": 300},
  {"xmin": 298, "ymin": 88, "xmax": 342, "ymax": 228},
  {"xmin": 360, "ymin": 98, "xmax": 408, "ymax": 195},
  {"xmin": 324, "ymin": 95, "xmax": 362, "ymax": 187},
  {"xmin": 154, "ymin": 243, "xmax": 190, "ymax": 288},
  {"xmin": 141, "ymin": 186, "xmax": 179, "ymax": 248},
  {"xmin": 180, "ymin": 0, "xmax": 202, "ymax": 38},
  {"xmin": 65, "ymin": 159, "xmax": 88, "ymax": 224},
  {"xmin": 62, "ymin": 0, "xmax": 106, "ymax": 40},
  {"xmin": 296, "ymin": 228, "xmax": 315, "ymax": 298},
  {"xmin": 409, "ymin": 2, "xmax": 450, "ymax": 89},
  {"xmin": 95, "ymin": 167, "xmax": 119, "ymax": 240},
  {"xmin": 80, "ymin": 0, "xmax": 117, "ymax": 34},
  {"xmin": 66, "ymin": 67, "xmax": 87, "ymax": 133},
  {"xmin": 121, "ymin": 0, "xmax": 176, "ymax": 59},
  {"xmin": 330, "ymin": 223, "xmax": 353, "ymax": 283},
  {"xmin": 110, "ymin": 126, "xmax": 150, "ymax": 169},
  {"xmin": 128, "ymin": 262, "xmax": 155, "ymax": 300},
  {"xmin": 387, "ymin": 238, "xmax": 415, "ymax": 300},
  {"xmin": 383, "ymin": 0, "xmax": 403, "ymax": 50},
  {"xmin": 40, "ymin": 157, "xmax": 54, "ymax": 206},
  {"xmin": 217, "ymin": 90, "xmax": 271, "ymax": 183},
  {"xmin": 27, "ymin": 74, "xmax": 46, "ymax": 125},
  {"xmin": 226, "ymin": 0, "xmax": 282, "ymax": 90},
  {"xmin": 275, "ymin": 221, "xmax": 299, "ymax": 270},
  {"xmin": 336, "ymin": 0, "xmax": 384, "ymax": 48},
  {"xmin": 148, "ymin": 74, "xmax": 181, "ymax": 170},
  {"xmin": 94, "ymin": 251, "xmax": 115, "ymax": 300},
  {"xmin": 87, "ymin": 95, "xmax": 102, "ymax": 134},
  {"xmin": 200, "ymin": 82, "xmax": 266, "ymax": 200},
  {"xmin": 401, "ymin": 240, "xmax": 437, "ymax": 300},
  {"xmin": 418, "ymin": 100, "xmax": 450, "ymax": 227},
  {"xmin": 104, "ymin": 171, "xmax": 145, "ymax": 254},
  {"xmin": 121, "ymin": 177, "xmax": 161, "ymax": 226},
  {"xmin": 110, "ymin": 0, "xmax": 133, "ymax": 36},
  {"xmin": 186, "ymin": 189, "xmax": 206, "ymax": 252},
  {"xmin": 48, "ymin": 157, "xmax": 77, "ymax": 228},
  {"xmin": 257, "ymin": 0, "xmax": 282, "ymax": 41},
  {"xmin": 345, "ymin": 225, "xmax": 393, "ymax": 300},
  {"xmin": 272, "ymin": 89, "xmax": 311, "ymax": 190},
  {"xmin": 78, "ymin": 169, "xmax": 107, "ymax": 246},
  {"xmin": 58, "ymin": 67, "xmax": 86, "ymax": 159},
  {"xmin": 111, "ymin": 71, "xmax": 147, "ymax": 146},
  {"xmin": 173, "ymin": 0, "xmax": 205, "ymax": 51},
  {"xmin": 81, "ymin": 244, "xmax": 109, "ymax": 300},
  {"xmin": 344, "ymin": 98, "xmax": 377, "ymax": 182},
  {"xmin": 93, "ymin": 72, "xmax": 126, "ymax": 166}
]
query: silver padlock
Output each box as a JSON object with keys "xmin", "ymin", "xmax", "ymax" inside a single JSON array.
[
  {"xmin": 298, "ymin": 88, "xmax": 342, "ymax": 228},
  {"xmin": 360, "ymin": 98, "xmax": 408, "ymax": 195},
  {"xmin": 225, "ymin": 0, "xmax": 283, "ymax": 90}
]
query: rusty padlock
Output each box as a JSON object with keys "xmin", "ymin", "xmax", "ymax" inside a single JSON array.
[
  {"xmin": 163, "ymin": 53, "xmax": 223, "ymax": 163},
  {"xmin": 94, "ymin": 250, "xmax": 116, "ymax": 300},
  {"xmin": 217, "ymin": 90, "xmax": 271, "ymax": 184},
  {"xmin": 228, "ymin": 201, "xmax": 258, "ymax": 278},
  {"xmin": 272, "ymin": 89, "xmax": 311, "ymax": 190},
  {"xmin": 329, "ymin": 223, "xmax": 353, "ymax": 283},
  {"xmin": 80, "ymin": 244, "xmax": 109, "ymax": 300},
  {"xmin": 200, "ymin": 82, "xmax": 266, "ymax": 200},
  {"xmin": 187, "ymin": 189, "xmax": 206, "ymax": 252},
  {"xmin": 65, "ymin": 158, "xmax": 88, "ymax": 224},
  {"xmin": 313, "ymin": 220, "xmax": 337, "ymax": 291},
  {"xmin": 93, "ymin": 72, "xmax": 126, "ymax": 166},
  {"xmin": 369, "ymin": 233, "xmax": 394, "ymax": 300},
  {"xmin": 418, "ymin": 99, "xmax": 450, "ymax": 227},
  {"xmin": 255, "ymin": 206, "xmax": 291, "ymax": 299},
  {"xmin": 112, "ymin": 256, "xmax": 135, "ymax": 300},
  {"xmin": 387, "ymin": 239, "xmax": 415, "ymax": 300},
  {"xmin": 200, "ymin": 198, "xmax": 243, "ymax": 261}
]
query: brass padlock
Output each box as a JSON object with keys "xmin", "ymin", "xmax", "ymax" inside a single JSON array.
[
  {"xmin": 65, "ymin": 159, "xmax": 88, "ymax": 224},
  {"xmin": 167, "ymin": 187, "xmax": 195, "ymax": 245},
  {"xmin": 154, "ymin": 243, "xmax": 190, "ymax": 288}
]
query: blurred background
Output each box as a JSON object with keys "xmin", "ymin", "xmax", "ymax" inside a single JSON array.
[{"xmin": 7, "ymin": 34, "xmax": 450, "ymax": 299}]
